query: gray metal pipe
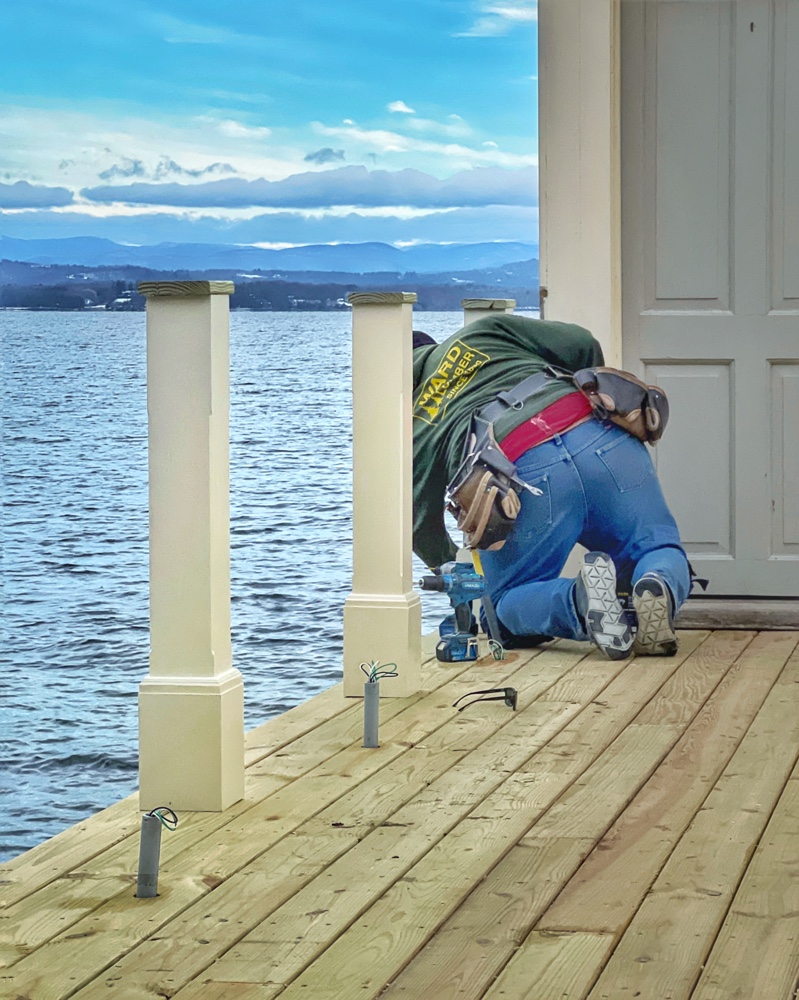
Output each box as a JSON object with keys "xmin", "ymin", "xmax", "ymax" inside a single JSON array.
[
  {"xmin": 363, "ymin": 681, "xmax": 380, "ymax": 747},
  {"xmin": 135, "ymin": 812, "xmax": 163, "ymax": 898}
]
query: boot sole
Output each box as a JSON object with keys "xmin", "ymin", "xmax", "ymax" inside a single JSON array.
[
  {"xmin": 581, "ymin": 553, "xmax": 634, "ymax": 660},
  {"xmin": 633, "ymin": 581, "xmax": 678, "ymax": 656}
]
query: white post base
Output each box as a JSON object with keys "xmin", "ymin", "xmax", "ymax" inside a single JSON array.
[
  {"xmin": 343, "ymin": 592, "xmax": 422, "ymax": 698},
  {"xmin": 139, "ymin": 668, "xmax": 245, "ymax": 812}
]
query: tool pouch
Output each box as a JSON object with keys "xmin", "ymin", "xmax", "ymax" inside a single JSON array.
[
  {"xmin": 572, "ymin": 367, "xmax": 669, "ymax": 444},
  {"xmin": 446, "ymin": 417, "xmax": 525, "ymax": 551}
]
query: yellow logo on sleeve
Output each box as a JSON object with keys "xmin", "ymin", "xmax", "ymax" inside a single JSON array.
[{"xmin": 413, "ymin": 340, "xmax": 490, "ymax": 424}]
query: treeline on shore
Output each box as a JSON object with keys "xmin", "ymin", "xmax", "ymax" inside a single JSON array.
[
  {"xmin": 1, "ymin": 282, "xmax": 133, "ymax": 311},
  {"xmin": 0, "ymin": 278, "xmax": 538, "ymax": 312},
  {"xmin": 0, "ymin": 257, "xmax": 539, "ymax": 312}
]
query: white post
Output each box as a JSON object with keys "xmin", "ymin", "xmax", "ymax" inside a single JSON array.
[
  {"xmin": 538, "ymin": 0, "xmax": 621, "ymax": 363},
  {"xmin": 137, "ymin": 281, "xmax": 244, "ymax": 811},
  {"xmin": 462, "ymin": 298, "xmax": 516, "ymax": 326},
  {"xmin": 343, "ymin": 292, "xmax": 422, "ymax": 698}
]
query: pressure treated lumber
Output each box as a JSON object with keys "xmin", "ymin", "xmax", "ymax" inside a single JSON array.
[
  {"xmin": 0, "ymin": 650, "xmax": 469, "ymax": 971},
  {"xmin": 196, "ymin": 663, "xmax": 618, "ymax": 994},
  {"xmin": 690, "ymin": 748, "xmax": 799, "ymax": 997},
  {"xmin": 376, "ymin": 630, "xmax": 751, "ymax": 1000},
  {"xmin": 65, "ymin": 648, "xmax": 597, "ymax": 1000},
  {"xmin": 3, "ymin": 629, "xmax": 797, "ymax": 1000},
  {"xmin": 269, "ymin": 726, "xmax": 679, "ymax": 1000},
  {"xmin": 585, "ymin": 636, "xmax": 799, "ymax": 999},
  {"xmin": 481, "ymin": 931, "xmax": 615, "ymax": 1000},
  {"xmin": 0, "ymin": 679, "xmax": 354, "ymax": 909},
  {"xmin": 237, "ymin": 640, "xmax": 719, "ymax": 1000},
  {"xmin": 541, "ymin": 630, "xmax": 794, "ymax": 932},
  {"xmin": 1, "ymin": 648, "xmax": 558, "ymax": 997}
]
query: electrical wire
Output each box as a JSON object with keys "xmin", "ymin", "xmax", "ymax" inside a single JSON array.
[
  {"xmin": 359, "ymin": 660, "xmax": 399, "ymax": 684},
  {"xmin": 146, "ymin": 807, "xmax": 179, "ymax": 831},
  {"xmin": 488, "ymin": 639, "xmax": 507, "ymax": 660}
]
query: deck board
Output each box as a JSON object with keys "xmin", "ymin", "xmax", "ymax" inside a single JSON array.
[
  {"xmin": 539, "ymin": 630, "xmax": 796, "ymax": 934},
  {"xmin": 49, "ymin": 647, "xmax": 589, "ymax": 1000},
  {"xmin": 582, "ymin": 637, "xmax": 799, "ymax": 999},
  {"xmin": 691, "ymin": 761, "xmax": 799, "ymax": 999},
  {"xmin": 1, "ymin": 630, "xmax": 797, "ymax": 1000}
]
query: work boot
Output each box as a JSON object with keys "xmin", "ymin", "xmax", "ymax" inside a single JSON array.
[
  {"xmin": 574, "ymin": 552, "xmax": 634, "ymax": 660},
  {"xmin": 632, "ymin": 573, "xmax": 678, "ymax": 656}
]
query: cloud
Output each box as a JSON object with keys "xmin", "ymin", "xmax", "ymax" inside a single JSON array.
[
  {"xmin": 98, "ymin": 156, "xmax": 235, "ymax": 182},
  {"xmin": 314, "ymin": 121, "xmax": 535, "ymax": 169},
  {"xmin": 388, "ymin": 101, "xmax": 416, "ymax": 114},
  {"xmin": 215, "ymin": 119, "xmax": 272, "ymax": 139},
  {"xmin": 99, "ymin": 158, "xmax": 147, "ymax": 181},
  {"xmin": 152, "ymin": 158, "xmax": 236, "ymax": 179},
  {"xmin": 80, "ymin": 165, "xmax": 537, "ymax": 210},
  {"xmin": 304, "ymin": 148, "xmax": 346, "ymax": 166},
  {"xmin": 0, "ymin": 181, "xmax": 74, "ymax": 208},
  {"xmin": 456, "ymin": 2, "xmax": 537, "ymax": 37},
  {"xmin": 405, "ymin": 116, "xmax": 473, "ymax": 139}
]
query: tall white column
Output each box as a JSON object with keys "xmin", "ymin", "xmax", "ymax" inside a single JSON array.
[
  {"xmin": 137, "ymin": 281, "xmax": 244, "ymax": 811},
  {"xmin": 462, "ymin": 298, "xmax": 516, "ymax": 326},
  {"xmin": 538, "ymin": 0, "xmax": 621, "ymax": 363},
  {"xmin": 343, "ymin": 292, "xmax": 422, "ymax": 698}
]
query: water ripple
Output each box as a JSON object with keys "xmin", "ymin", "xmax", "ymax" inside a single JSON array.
[{"xmin": 1, "ymin": 309, "xmax": 457, "ymax": 861}]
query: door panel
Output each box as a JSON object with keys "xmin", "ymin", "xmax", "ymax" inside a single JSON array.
[
  {"xmin": 771, "ymin": 363, "xmax": 799, "ymax": 553},
  {"xmin": 772, "ymin": 0, "xmax": 799, "ymax": 306},
  {"xmin": 622, "ymin": 0, "xmax": 799, "ymax": 595},
  {"xmin": 645, "ymin": 362, "xmax": 733, "ymax": 555},
  {"xmin": 649, "ymin": 1, "xmax": 732, "ymax": 308}
]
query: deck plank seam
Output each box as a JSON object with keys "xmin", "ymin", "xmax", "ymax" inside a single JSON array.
[
  {"xmin": 170, "ymin": 640, "xmax": 715, "ymax": 999},
  {"xmin": 242, "ymin": 650, "xmax": 441, "ymax": 765},
  {"xmin": 534, "ymin": 632, "xmax": 795, "ymax": 933},
  {"xmin": 0, "ymin": 651, "xmax": 478, "ymax": 909},
  {"xmin": 0, "ymin": 646, "xmax": 576, "ymax": 984},
  {"xmin": 266, "ymin": 733, "xmax": 684, "ymax": 998},
  {"xmin": 334, "ymin": 632, "xmax": 784, "ymax": 1000},
  {"xmin": 73, "ymin": 651, "xmax": 603, "ymax": 997},
  {"xmin": 589, "ymin": 640, "xmax": 799, "ymax": 1000},
  {"xmin": 5, "ymin": 647, "xmax": 612, "ymax": 997},
  {"xmin": 686, "ymin": 655, "xmax": 799, "ymax": 999},
  {"xmin": 0, "ymin": 654, "xmax": 446, "ymax": 893},
  {"xmin": 523, "ymin": 634, "xmax": 799, "ymax": 1000},
  {"xmin": 0, "ymin": 633, "xmax": 689, "ymax": 959},
  {"xmin": 10, "ymin": 632, "xmax": 795, "ymax": 1000}
]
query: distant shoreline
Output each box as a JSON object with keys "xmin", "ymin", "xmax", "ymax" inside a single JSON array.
[{"xmin": 0, "ymin": 305, "xmax": 541, "ymax": 314}]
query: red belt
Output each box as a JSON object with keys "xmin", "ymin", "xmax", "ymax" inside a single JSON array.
[{"xmin": 498, "ymin": 392, "xmax": 593, "ymax": 462}]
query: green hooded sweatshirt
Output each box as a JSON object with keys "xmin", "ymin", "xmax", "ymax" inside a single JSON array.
[{"xmin": 412, "ymin": 314, "xmax": 604, "ymax": 569}]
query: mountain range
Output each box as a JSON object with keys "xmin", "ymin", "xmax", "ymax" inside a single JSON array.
[{"xmin": 0, "ymin": 236, "xmax": 537, "ymax": 275}]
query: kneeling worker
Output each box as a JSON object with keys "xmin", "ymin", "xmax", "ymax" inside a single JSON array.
[{"xmin": 411, "ymin": 316, "xmax": 690, "ymax": 660}]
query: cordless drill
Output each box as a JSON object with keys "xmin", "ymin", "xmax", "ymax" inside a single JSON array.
[{"xmin": 419, "ymin": 561, "xmax": 486, "ymax": 662}]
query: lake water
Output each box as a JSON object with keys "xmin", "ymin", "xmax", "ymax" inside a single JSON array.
[{"xmin": 1, "ymin": 308, "xmax": 475, "ymax": 861}]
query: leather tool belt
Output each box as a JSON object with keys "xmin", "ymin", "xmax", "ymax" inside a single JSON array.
[
  {"xmin": 445, "ymin": 415, "xmax": 543, "ymax": 551},
  {"xmin": 571, "ymin": 367, "xmax": 669, "ymax": 444},
  {"xmin": 445, "ymin": 365, "xmax": 670, "ymax": 551}
]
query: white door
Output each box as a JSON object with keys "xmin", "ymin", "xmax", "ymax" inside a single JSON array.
[{"xmin": 621, "ymin": 0, "xmax": 799, "ymax": 596}]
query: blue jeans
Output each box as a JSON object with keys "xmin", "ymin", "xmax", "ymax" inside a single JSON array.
[{"xmin": 480, "ymin": 419, "xmax": 690, "ymax": 642}]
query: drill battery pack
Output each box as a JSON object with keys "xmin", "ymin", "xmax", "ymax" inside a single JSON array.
[{"xmin": 435, "ymin": 633, "xmax": 479, "ymax": 662}]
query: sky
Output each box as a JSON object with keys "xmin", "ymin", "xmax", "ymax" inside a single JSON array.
[{"xmin": 0, "ymin": 0, "xmax": 538, "ymax": 248}]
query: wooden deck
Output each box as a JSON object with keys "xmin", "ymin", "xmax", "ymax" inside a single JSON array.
[{"xmin": 2, "ymin": 629, "xmax": 799, "ymax": 1000}]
